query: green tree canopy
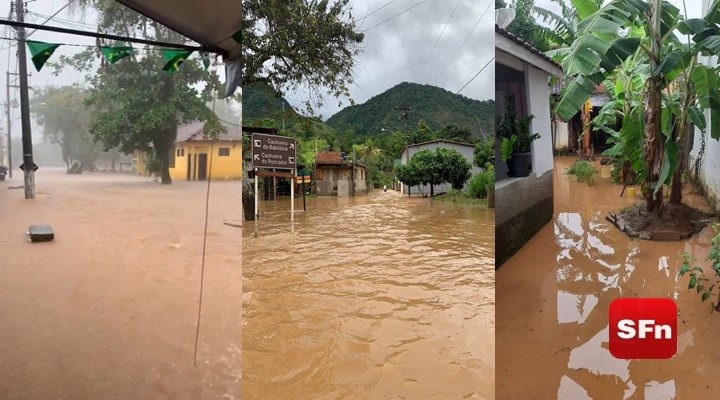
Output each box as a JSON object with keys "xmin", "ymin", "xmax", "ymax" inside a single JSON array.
[
  {"xmin": 243, "ymin": 0, "xmax": 364, "ymax": 114},
  {"xmin": 31, "ymin": 85, "xmax": 101, "ymax": 172}
]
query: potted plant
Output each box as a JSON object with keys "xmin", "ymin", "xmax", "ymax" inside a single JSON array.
[{"xmin": 496, "ymin": 98, "xmax": 540, "ymax": 177}]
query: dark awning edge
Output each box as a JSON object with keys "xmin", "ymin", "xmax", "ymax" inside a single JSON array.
[{"xmin": 115, "ymin": 0, "xmax": 242, "ymax": 60}]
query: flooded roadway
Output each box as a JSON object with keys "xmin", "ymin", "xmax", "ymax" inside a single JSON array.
[
  {"xmin": 497, "ymin": 157, "xmax": 720, "ymax": 399},
  {"xmin": 0, "ymin": 168, "xmax": 241, "ymax": 399},
  {"xmin": 243, "ymin": 189, "xmax": 494, "ymax": 399}
]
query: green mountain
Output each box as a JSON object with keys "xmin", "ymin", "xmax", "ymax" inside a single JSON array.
[
  {"xmin": 242, "ymin": 82, "xmax": 297, "ymax": 125},
  {"xmin": 325, "ymin": 82, "xmax": 494, "ymax": 140}
]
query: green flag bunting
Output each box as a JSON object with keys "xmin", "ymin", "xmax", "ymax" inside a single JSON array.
[
  {"xmin": 26, "ymin": 41, "xmax": 61, "ymax": 72},
  {"xmin": 101, "ymin": 46, "xmax": 134, "ymax": 64},
  {"xmin": 162, "ymin": 49, "xmax": 193, "ymax": 72},
  {"xmin": 232, "ymin": 30, "xmax": 243, "ymax": 45}
]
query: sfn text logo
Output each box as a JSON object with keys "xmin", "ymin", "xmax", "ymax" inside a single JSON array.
[{"xmin": 609, "ymin": 298, "xmax": 677, "ymax": 359}]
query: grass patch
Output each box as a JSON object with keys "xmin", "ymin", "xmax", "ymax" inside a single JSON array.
[
  {"xmin": 565, "ymin": 160, "xmax": 599, "ymax": 185},
  {"xmin": 433, "ymin": 192, "xmax": 487, "ymax": 206}
]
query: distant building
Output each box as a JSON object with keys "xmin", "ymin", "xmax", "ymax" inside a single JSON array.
[
  {"xmin": 133, "ymin": 120, "xmax": 243, "ymax": 181},
  {"xmin": 314, "ymin": 151, "xmax": 368, "ymax": 196},
  {"xmin": 399, "ymin": 139, "xmax": 480, "ymax": 195}
]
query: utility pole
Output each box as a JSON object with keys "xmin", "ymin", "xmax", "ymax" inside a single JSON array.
[
  {"xmin": 5, "ymin": 71, "xmax": 26, "ymax": 179},
  {"xmin": 395, "ymin": 107, "xmax": 411, "ymax": 135},
  {"xmin": 14, "ymin": 0, "xmax": 36, "ymax": 199},
  {"xmin": 5, "ymin": 72, "xmax": 11, "ymax": 178}
]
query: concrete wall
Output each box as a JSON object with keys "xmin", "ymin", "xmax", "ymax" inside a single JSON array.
[
  {"xmin": 317, "ymin": 180, "xmax": 333, "ymax": 196},
  {"xmin": 554, "ymin": 118, "xmax": 569, "ymax": 150},
  {"xmin": 337, "ymin": 180, "xmax": 351, "ymax": 197},
  {"xmin": 689, "ymin": 0, "xmax": 720, "ymax": 210},
  {"xmin": 496, "ymin": 170, "xmax": 554, "ymax": 267}
]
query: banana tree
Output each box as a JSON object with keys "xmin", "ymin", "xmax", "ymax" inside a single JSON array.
[
  {"xmin": 594, "ymin": 51, "xmax": 650, "ymax": 187},
  {"xmin": 555, "ymin": 0, "xmax": 720, "ymax": 214}
]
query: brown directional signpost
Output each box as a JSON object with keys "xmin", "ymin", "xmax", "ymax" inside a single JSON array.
[
  {"xmin": 251, "ymin": 133, "xmax": 296, "ymax": 170},
  {"xmin": 251, "ymin": 133, "xmax": 297, "ymax": 222}
]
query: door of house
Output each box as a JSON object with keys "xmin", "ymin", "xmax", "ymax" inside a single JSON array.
[{"xmin": 198, "ymin": 153, "xmax": 208, "ymax": 181}]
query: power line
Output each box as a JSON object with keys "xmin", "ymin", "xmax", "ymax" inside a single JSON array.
[
  {"xmin": 28, "ymin": 12, "xmax": 98, "ymax": 31},
  {"xmin": 414, "ymin": 0, "xmax": 461, "ymax": 82},
  {"xmin": 0, "ymin": 19, "xmax": 201, "ymax": 51},
  {"xmin": 27, "ymin": 0, "xmax": 77, "ymax": 38},
  {"xmin": 456, "ymin": 56, "xmax": 493, "ymax": 94},
  {"xmin": 433, "ymin": 0, "xmax": 490, "ymax": 84},
  {"xmin": 361, "ymin": 0, "xmax": 434, "ymax": 32},
  {"xmin": 357, "ymin": 0, "xmax": 403, "ymax": 23}
]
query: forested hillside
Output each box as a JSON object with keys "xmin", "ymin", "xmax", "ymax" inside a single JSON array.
[{"xmin": 325, "ymin": 82, "xmax": 494, "ymax": 139}]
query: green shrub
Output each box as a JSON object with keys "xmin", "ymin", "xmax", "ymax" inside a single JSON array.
[
  {"xmin": 565, "ymin": 160, "xmax": 599, "ymax": 185},
  {"xmin": 468, "ymin": 170, "xmax": 495, "ymax": 199}
]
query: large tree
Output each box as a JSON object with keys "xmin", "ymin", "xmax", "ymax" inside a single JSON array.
[
  {"xmin": 31, "ymin": 85, "xmax": 100, "ymax": 172},
  {"xmin": 242, "ymin": 0, "xmax": 365, "ymax": 115},
  {"xmin": 555, "ymin": 0, "xmax": 720, "ymax": 213},
  {"xmin": 65, "ymin": 0, "xmax": 222, "ymax": 184}
]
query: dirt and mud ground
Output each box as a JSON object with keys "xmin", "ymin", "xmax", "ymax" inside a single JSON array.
[{"xmin": 0, "ymin": 168, "xmax": 241, "ymax": 399}]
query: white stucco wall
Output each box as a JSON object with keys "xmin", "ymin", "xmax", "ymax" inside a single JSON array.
[
  {"xmin": 689, "ymin": 0, "xmax": 720, "ymax": 202},
  {"xmin": 555, "ymin": 119, "xmax": 569, "ymax": 149},
  {"xmin": 525, "ymin": 64, "xmax": 554, "ymax": 177}
]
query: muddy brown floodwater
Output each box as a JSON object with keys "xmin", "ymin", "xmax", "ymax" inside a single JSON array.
[
  {"xmin": 243, "ymin": 189, "xmax": 494, "ymax": 399},
  {"xmin": 497, "ymin": 157, "xmax": 720, "ymax": 399},
  {"xmin": 0, "ymin": 168, "xmax": 241, "ymax": 399}
]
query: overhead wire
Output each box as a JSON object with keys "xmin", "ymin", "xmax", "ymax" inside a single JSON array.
[
  {"xmin": 27, "ymin": 0, "xmax": 77, "ymax": 38},
  {"xmin": 433, "ymin": 0, "xmax": 490, "ymax": 85},
  {"xmin": 456, "ymin": 56, "xmax": 493, "ymax": 94},
  {"xmin": 414, "ymin": 0, "xmax": 462, "ymax": 82},
  {"xmin": 357, "ymin": 0, "xmax": 403, "ymax": 23},
  {"xmin": 361, "ymin": 0, "xmax": 434, "ymax": 32}
]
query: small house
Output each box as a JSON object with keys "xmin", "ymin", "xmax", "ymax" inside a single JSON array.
[
  {"xmin": 495, "ymin": 24, "xmax": 564, "ymax": 267},
  {"xmin": 315, "ymin": 151, "xmax": 368, "ymax": 196},
  {"xmin": 134, "ymin": 120, "xmax": 243, "ymax": 181}
]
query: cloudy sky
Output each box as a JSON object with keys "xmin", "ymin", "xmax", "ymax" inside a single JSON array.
[
  {"xmin": 0, "ymin": 0, "xmax": 493, "ymax": 131},
  {"xmin": 0, "ymin": 0, "xmax": 707, "ymax": 140}
]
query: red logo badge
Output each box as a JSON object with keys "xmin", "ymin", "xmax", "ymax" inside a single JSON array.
[{"xmin": 609, "ymin": 298, "xmax": 677, "ymax": 359}]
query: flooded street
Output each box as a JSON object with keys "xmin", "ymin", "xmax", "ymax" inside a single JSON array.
[
  {"xmin": 497, "ymin": 157, "xmax": 720, "ymax": 399},
  {"xmin": 243, "ymin": 190, "xmax": 494, "ymax": 399},
  {"xmin": 0, "ymin": 169, "xmax": 241, "ymax": 399}
]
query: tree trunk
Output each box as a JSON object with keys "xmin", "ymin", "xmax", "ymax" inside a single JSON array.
[
  {"xmin": 153, "ymin": 130, "xmax": 175, "ymax": 185},
  {"xmin": 430, "ymin": 184, "xmax": 434, "ymax": 197},
  {"xmin": 643, "ymin": 0, "xmax": 664, "ymax": 215},
  {"xmin": 669, "ymin": 94, "xmax": 694, "ymax": 205}
]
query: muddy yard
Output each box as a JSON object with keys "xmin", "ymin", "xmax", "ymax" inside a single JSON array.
[{"xmin": 0, "ymin": 169, "xmax": 242, "ymax": 399}]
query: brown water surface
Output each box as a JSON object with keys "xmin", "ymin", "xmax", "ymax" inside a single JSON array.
[
  {"xmin": 243, "ymin": 190, "xmax": 494, "ymax": 399},
  {"xmin": 497, "ymin": 157, "xmax": 720, "ymax": 399},
  {"xmin": 0, "ymin": 168, "xmax": 241, "ymax": 399}
]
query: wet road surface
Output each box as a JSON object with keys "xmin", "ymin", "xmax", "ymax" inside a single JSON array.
[
  {"xmin": 243, "ymin": 189, "xmax": 494, "ymax": 399},
  {"xmin": 0, "ymin": 169, "xmax": 241, "ymax": 399},
  {"xmin": 497, "ymin": 157, "xmax": 720, "ymax": 399}
]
